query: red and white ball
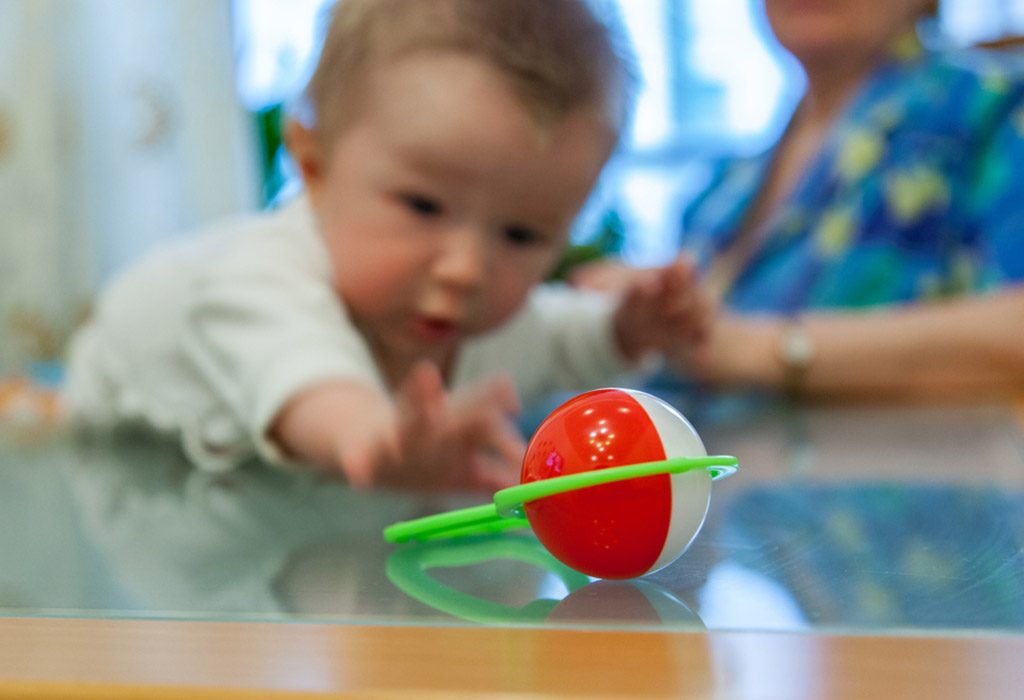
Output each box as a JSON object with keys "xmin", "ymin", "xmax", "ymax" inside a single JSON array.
[{"xmin": 521, "ymin": 388, "xmax": 712, "ymax": 579}]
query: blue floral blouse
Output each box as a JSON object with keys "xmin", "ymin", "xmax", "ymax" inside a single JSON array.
[{"xmin": 680, "ymin": 35, "xmax": 1024, "ymax": 314}]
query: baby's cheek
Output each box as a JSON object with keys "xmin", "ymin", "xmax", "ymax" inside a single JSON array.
[
  {"xmin": 333, "ymin": 246, "xmax": 418, "ymax": 294},
  {"xmin": 478, "ymin": 281, "xmax": 535, "ymax": 329},
  {"xmin": 336, "ymin": 274, "xmax": 404, "ymax": 315}
]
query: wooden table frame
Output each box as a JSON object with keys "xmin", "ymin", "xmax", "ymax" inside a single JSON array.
[{"xmin": 1, "ymin": 618, "xmax": 1023, "ymax": 699}]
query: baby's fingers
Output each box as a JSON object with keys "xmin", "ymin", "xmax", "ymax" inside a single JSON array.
[
  {"xmin": 449, "ymin": 384, "xmax": 526, "ymax": 475},
  {"xmin": 468, "ymin": 450, "xmax": 520, "ymax": 491},
  {"xmin": 692, "ymin": 291, "xmax": 717, "ymax": 341},
  {"xmin": 485, "ymin": 373, "xmax": 522, "ymax": 416},
  {"xmin": 397, "ymin": 360, "xmax": 446, "ymax": 432},
  {"xmin": 662, "ymin": 254, "xmax": 698, "ymax": 291},
  {"xmin": 450, "ymin": 390, "xmax": 526, "ymax": 465},
  {"xmin": 482, "ymin": 406, "xmax": 527, "ymax": 470},
  {"xmin": 451, "ymin": 372, "xmax": 522, "ymax": 419}
]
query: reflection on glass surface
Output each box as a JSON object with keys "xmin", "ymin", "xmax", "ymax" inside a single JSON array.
[
  {"xmin": 385, "ymin": 533, "xmax": 703, "ymax": 628},
  {"xmin": 699, "ymin": 561, "xmax": 810, "ymax": 631},
  {"xmin": 1, "ymin": 401, "xmax": 1023, "ymax": 635},
  {"xmin": 385, "ymin": 534, "xmax": 589, "ymax": 625},
  {"xmin": 714, "ymin": 484, "xmax": 1024, "ymax": 630}
]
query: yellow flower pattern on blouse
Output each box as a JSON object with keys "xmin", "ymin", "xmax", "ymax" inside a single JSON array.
[
  {"xmin": 891, "ymin": 31, "xmax": 924, "ymax": 62},
  {"xmin": 836, "ymin": 128, "xmax": 884, "ymax": 182},
  {"xmin": 981, "ymin": 69, "xmax": 1011, "ymax": 95},
  {"xmin": 884, "ymin": 166, "xmax": 949, "ymax": 224},
  {"xmin": 814, "ymin": 207, "xmax": 857, "ymax": 258}
]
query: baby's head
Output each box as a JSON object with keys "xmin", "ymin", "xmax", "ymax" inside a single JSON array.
[
  {"xmin": 285, "ymin": 0, "xmax": 636, "ymax": 384},
  {"xmin": 297, "ymin": 0, "xmax": 634, "ymax": 151}
]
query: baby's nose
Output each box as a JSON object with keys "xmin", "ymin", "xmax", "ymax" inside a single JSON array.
[{"xmin": 433, "ymin": 228, "xmax": 488, "ymax": 291}]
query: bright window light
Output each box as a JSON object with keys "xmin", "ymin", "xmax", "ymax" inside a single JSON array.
[
  {"xmin": 234, "ymin": 0, "xmax": 328, "ymax": 111},
  {"xmin": 232, "ymin": 0, "xmax": 1024, "ymax": 258}
]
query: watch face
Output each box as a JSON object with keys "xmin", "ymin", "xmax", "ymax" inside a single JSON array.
[{"xmin": 783, "ymin": 326, "xmax": 815, "ymax": 368}]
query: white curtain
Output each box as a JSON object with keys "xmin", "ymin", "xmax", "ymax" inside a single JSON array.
[{"xmin": 0, "ymin": 0, "xmax": 259, "ymax": 375}]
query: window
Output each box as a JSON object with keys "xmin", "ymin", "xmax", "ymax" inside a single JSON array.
[{"xmin": 232, "ymin": 0, "xmax": 1024, "ymax": 262}]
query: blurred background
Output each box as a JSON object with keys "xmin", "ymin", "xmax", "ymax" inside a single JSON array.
[{"xmin": 2, "ymin": 0, "xmax": 1024, "ymax": 378}]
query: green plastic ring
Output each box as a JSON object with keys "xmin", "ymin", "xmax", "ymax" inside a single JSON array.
[{"xmin": 383, "ymin": 455, "xmax": 738, "ymax": 544}]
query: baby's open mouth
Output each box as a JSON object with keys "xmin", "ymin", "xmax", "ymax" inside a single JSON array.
[{"xmin": 414, "ymin": 316, "xmax": 459, "ymax": 343}]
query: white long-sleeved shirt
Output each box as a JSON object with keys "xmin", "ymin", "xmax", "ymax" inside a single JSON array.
[{"xmin": 65, "ymin": 197, "xmax": 634, "ymax": 471}]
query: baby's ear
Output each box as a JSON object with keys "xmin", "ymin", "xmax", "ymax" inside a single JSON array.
[{"xmin": 283, "ymin": 119, "xmax": 324, "ymax": 197}]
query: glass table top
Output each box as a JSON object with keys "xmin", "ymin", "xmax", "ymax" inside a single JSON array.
[{"xmin": 2, "ymin": 398, "xmax": 1023, "ymax": 635}]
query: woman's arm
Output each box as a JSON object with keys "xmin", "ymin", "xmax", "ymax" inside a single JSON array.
[{"xmin": 685, "ymin": 286, "xmax": 1024, "ymax": 401}]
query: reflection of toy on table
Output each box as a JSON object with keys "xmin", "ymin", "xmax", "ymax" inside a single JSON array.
[{"xmin": 385, "ymin": 532, "xmax": 704, "ymax": 628}]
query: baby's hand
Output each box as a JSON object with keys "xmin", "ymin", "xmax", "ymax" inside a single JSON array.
[
  {"xmin": 568, "ymin": 258, "xmax": 640, "ymax": 293},
  {"xmin": 611, "ymin": 256, "xmax": 714, "ymax": 363},
  {"xmin": 343, "ymin": 362, "xmax": 526, "ymax": 492}
]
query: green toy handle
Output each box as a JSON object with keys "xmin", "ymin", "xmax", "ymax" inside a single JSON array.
[
  {"xmin": 384, "ymin": 455, "xmax": 738, "ymax": 544},
  {"xmin": 385, "ymin": 503, "xmax": 528, "ymax": 544}
]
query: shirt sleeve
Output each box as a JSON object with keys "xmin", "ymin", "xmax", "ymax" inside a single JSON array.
[
  {"xmin": 455, "ymin": 284, "xmax": 649, "ymax": 407},
  {"xmin": 182, "ymin": 233, "xmax": 384, "ymax": 469},
  {"xmin": 529, "ymin": 284, "xmax": 640, "ymax": 389}
]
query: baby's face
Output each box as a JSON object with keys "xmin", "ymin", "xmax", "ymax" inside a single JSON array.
[{"xmin": 306, "ymin": 51, "xmax": 612, "ymax": 377}]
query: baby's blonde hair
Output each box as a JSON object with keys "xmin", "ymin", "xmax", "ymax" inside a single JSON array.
[{"xmin": 300, "ymin": 0, "xmax": 635, "ymax": 148}]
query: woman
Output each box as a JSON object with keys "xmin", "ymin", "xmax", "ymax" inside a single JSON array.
[{"xmin": 582, "ymin": 0, "xmax": 1024, "ymax": 401}]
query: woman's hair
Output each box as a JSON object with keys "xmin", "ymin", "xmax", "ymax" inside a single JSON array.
[{"xmin": 299, "ymin": 0, "xmax": 636, "ymax": 147}]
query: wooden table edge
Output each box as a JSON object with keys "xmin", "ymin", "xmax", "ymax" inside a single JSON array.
[{"xmin": 0, "ymin": 617, "xmax": 1022, "ymax": 699}]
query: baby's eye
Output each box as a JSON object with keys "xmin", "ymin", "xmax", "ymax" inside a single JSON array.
[
  {"xmin": 400, "ymin": 193, "xmax": 443, "ymax": 218},
  {"xmin": 504, "ymin": 225, "xmax": 544, "ymax": 247}
]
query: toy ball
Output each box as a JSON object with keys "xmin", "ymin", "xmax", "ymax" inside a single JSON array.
[{"xmin": 520, "ymin": 388, "xmax": 712, "ymax": 579}]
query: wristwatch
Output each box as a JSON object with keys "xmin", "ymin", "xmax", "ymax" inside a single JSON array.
[{"xmin": 778, "ymin": 319, "xmax": 815, "ymax": 394}]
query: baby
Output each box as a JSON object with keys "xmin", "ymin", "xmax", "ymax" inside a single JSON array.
[{"xmin": 65, "ymin": 0, "xmax": 709, "ymax": 490}]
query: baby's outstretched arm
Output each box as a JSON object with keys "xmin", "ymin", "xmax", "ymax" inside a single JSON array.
[
  {"xmin": 269, "ymin": 362, "xmax": 525, "ymax": 491},
  {"xmin": 609, "ymin": 255, "xmax": 714, "ymax": 364}
]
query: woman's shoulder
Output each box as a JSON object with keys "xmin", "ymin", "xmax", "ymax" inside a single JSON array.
[
  {"xmin": 932, "ymin": 41, "xmax": 1024, "ymax": 80},
  {"xmin": 909, "ymin": 44, "xmax": 1024, "ymax": 111},
  {"xmin": 857, "ymin": 43, "xmax": 1024, "ymax": 152}
]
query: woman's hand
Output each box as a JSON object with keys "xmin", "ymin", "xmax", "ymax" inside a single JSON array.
[{"xmin": 670, "ymin": 312, "xmax": 784, "ymax": 388}]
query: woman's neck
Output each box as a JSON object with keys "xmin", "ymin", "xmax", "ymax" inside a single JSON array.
[
  {"xmin": 796, "ymin": 21, "xmax": 921, "ymax": 129},
  {"xmin": 799, "ymin": 52, "xmax": 876, "ymax": 131}
]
